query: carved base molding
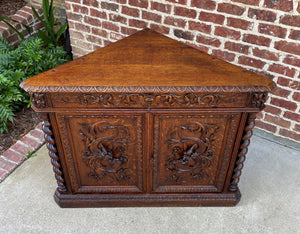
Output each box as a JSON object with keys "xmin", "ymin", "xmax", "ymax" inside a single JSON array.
[{"xmin": 54, "ymin": 189, "xmax": 241, "ymax": 208}]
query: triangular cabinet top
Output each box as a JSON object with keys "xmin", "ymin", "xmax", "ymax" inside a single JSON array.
[{"xmin": 21, "ymin": 29, "xmax": 275, "ymax": 93}]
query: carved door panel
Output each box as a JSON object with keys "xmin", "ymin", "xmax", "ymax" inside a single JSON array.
[
  {"xmin": 56, "ymin": 112, "xmax": 145, "ymax": 194},
  {"xmin": 152, "ymin": 112, "xmax": 241, "ymax": 193}
]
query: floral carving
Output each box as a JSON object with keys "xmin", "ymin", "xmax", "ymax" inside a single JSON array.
[
  {"xmin": 76, "ymin": 93, "xmax": 229, "ymax": 108},
  {"xmin": 30, "ymin": 93, "xmax": 46, "ymax": 108},
  {"xmin": 166, "ymin": 121, "xmax": 219, "ymax": 183},
  {"xmin": 79, "ymin": 121, "xmax": 132, "ymax": 183},
  {"xmin": 252, "ymin": 92, "xmax": 267, "ymax": 110}
]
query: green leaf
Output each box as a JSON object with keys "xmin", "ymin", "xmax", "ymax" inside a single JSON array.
[
  {"xmin": 0, "ymin": 17, "xmax": 24, "ymax": 40},
  {"xmin": 37, "ymin": 30, "xmax": 52, "ymax": 45},
  {"xmin": 55, "ymin": 23, "xmax": 68, "ymax": 42},
  {"xmin": 42, "ymin": 0, "xmax": 50, "ymax": 25}
]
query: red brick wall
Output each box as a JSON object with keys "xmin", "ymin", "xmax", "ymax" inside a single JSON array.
[
  {"xmin": 0, "ymin": 2, "xmax": 43, "ymax": 46},
  {"xmin": 65, "ymin": 0, "xmax": 300, "ymax": 143}
]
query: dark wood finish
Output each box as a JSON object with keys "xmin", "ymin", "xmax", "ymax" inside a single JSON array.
[{"xmin": 21, "ymin": 29, "xmax": 275, "ymax": 207}]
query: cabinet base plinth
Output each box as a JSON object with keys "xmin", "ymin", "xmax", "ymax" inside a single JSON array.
[{"xmin": 54, "ymin": 189, "xmax": 241, "ymax": 208}]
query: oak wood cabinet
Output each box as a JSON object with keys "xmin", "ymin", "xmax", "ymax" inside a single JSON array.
[{"xmin": 21, "ymin": 29, "xmax": 275, "ymax": 207}]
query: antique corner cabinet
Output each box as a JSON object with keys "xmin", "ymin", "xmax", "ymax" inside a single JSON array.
[{"xmin": 21, "ymin": 29, "xmax": 275, "ymax": 207}]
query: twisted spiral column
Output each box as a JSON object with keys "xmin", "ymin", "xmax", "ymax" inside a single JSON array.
[
  {"xmin": 229, "ymin": 113, "xmax": 257, "ymax": 192},
  {"xmin": 40, "ymin": 113, "xmax": 67, "ymax": 193}
]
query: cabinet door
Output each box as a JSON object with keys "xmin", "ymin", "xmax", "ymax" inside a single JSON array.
[
  {"xmin": 152, "ymin": 112, "xmax": 241, "ymax": 193},
  {"xmin": 56, "ymin": 112, "xmax": 145, "ymax": 194}
]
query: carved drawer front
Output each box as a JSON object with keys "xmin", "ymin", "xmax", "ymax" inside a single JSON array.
[
  {"xmin": 152, "ymin": 112, "xmax": 241, "ymax": 193},
  {"xmin": 56, "ymin": 113, "xmax": 145, "ymax": 194}
]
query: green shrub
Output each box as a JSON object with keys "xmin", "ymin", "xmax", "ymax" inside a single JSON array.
[{"xmin": 0, "ymin": 36, "xmax": 70, "ymax": 133}]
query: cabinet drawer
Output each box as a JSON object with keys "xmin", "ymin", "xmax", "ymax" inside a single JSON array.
[
  {"xmin": 56, "ymin": 112, "xmax": 145, "ymax": 193},
  {"xmin": 152, "ymin": 112, "xmax": 241, "ymax": 193}
]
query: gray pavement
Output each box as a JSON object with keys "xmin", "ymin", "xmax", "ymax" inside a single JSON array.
[{"xmin": 0, "ymin": 135, "xmax": 299, "ymax": 234}]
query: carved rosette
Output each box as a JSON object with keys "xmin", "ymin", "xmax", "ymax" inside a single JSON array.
[
  {"xmin": 40, "ymin": 113, "xmax": 67, "ymax": 193},
  {"xmin": 30, "ymin": 93, "xmax": 46, "ymax": 108},
  {"xmin": 229, "ymin": 113, "xmax": 256, "ymax": 192}
]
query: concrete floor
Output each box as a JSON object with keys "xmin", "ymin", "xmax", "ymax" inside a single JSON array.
[{"xmin": 0, "ymin": 135, "xmax": 299, "ymax": 234}]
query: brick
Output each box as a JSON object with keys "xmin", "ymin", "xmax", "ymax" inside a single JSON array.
[
  {"xmin": 68, "ymin": 12, "xmax": 83, "ymax": 21},
  {"xmin": 199, "ymin": 12, "xmax": 225, "ymax": 25},
  {"xmin": 294, "ymin": 124, "xmax": 300, "ymax": 132},
  {"xmin": 214, "ymin": 27, "xmax": 241, "ymax": 40},
  {"xmin": 72, "ymin": 39, "xmax": 93, "ymax": 50},
  {"xmin": 92, "ymin": 28, "xmax": 108, "ymax": 38},
  {"xmin": 188, "ymin": 21, "xmax": 211, "ymax": 34},
  {"xmin": 264, "ymin": 104, "xmax": 282, "ymax": 115},
  {"xmin": 290, "ymin": 81, "xmax": 300, "ymax": 90},
  {"xmin": 72, "ymin": 4, "xmax": 88, "ymax": 14},
  {"xmin": 243, "ymin": 34, "xmax": 271, "ymax": 47},
  {"xmin": 174, "ymin": 6, "xmax": 197, "ymax": 18},
  {"xmin": 84, "ymin": 16, "xmax": 101, "ymax": 27},
  {"xmin": 224, "ymin": 41, "xmax": 249, "ymax": 54},
  {"xmin": 252, "ymin": 48, "xmax": 279, "ymax": 61},
  {"xmin": 275, "ymin": 41, "xmax": 300, "ymax": 56},
  {"xmin": 109, "ymin": 14, "xmax": 127, "ymax": 24},
  {"xmin": 258, "ymin": 23, "xmax": 287, "ymax": 39},
  {"xmin": 122, "ymin": 6, "xmax": 140, "ymax": 17},
  {"xmin": 166, "ymin": 0, "xmax": 187, "ymax": 5},
  {"xmin": 268, "ymin": 64, "xmax": 295, "ymax": 77},
  {"xmin": 128, "ymin": 19, "xmax": 147, "ymax": 28},
  {"xmin": 83, "ymin": 0, "xmax": 99, "ymax": 7},
  {"xmin": 2, "ymin": 149, "xmax": 26, "ymax": 164},
  {"xmin": 211, "ymin": 50, "xmax": 235, "ymax": 62},
  {"xmin": 129, "ymin": 0, "xmax": 148, "ymax": 9},
  {"xmin": 28, "ymin": 128, "xmax": 44, "ymax": 141},
  {"xmin": 279, "ymin": 129, "xmax": 300, "ymax": 142},
  {"xmin": 20, "ymin": 136, "xmax": 43, "ymax": 150},
  {"xmin": 248, "ymin": 9, "xmax": 277, "ymax": 22},
  {"xmin": 289, "ymin": 30, "xmax": 300, "ymax": 41},
  {"xmin": 232, "ymin": 0, "xmax": 259, "ymax": 5},
  {"xmin": 121, "ymin": 27, "xmax": 138, "ymax": 35},
  {"xmin": 298, "ymin": 2, "xmax": 300, "ymax": 13},
  {"xmin": 284, "ymin": 111, "xmax": 300, "ymax": 122},
  {"xmin": 102, "ymin": 21, "xmax": 119, "ymax": 32},
  {"xmin": 10, "ymin": 142, "xmax": 32, "ymax": 156},
  {"xmin": 265, "ymin": 114, "xmax": 291, "ymax": 128},
  {"xmin": 271, "ymin": 87, "xmax": 291, "ymax": 98},
  {"xmin": 283, "ymin": 55, "xmax": 300, "ymax": 67},
  {"xmin": 71, "ymin": 46, "xmax": 90, "ymax": 58},
  {"xmin": 110, "ymin": 32, "xmax": 124, "ymax": 41},
  {"xmin": 75, "ymin": 23, "xmax": 91, "ymax": 33},
  {"xmin": 86, "ymin": 35, "xmax": 103, "ymax": 45},
  {"xmin": 292, "ymin": 92, "xmax": 300, "ymax": 102},
  {"xmin": 164, "ymin": 16, "xmax": 186, "ymax": 28},
  {"xmin": 174, "ymin": 29, "xmax": 194, "ymax": 41},
  {"xmin": 227, "ymin": 17, "xmax": 254, "ymax": 30},
  {"xmin": 280, "ymin": 15, "xmax": 300, "ymax": 27},
  {"xmin": 263, "ymin": 0, "xmax": 293, "ymax": 12},
  {"xmin": 101, "ymin": 2, "xmax": 119, "ymax": 11},
  {"xmin": 270, "ymin": 97, "xmax": 297, "ymax": 111},
  {"xmin": 151, "ymin": 2, "xmax": 172, "ymax": 13},
  {"xmin": 16, "ymin": 11, "xmax": 33, "ymax": 23},
  {"xmin": 110, "ymin": 0, "xmax": 126, "ymax": 3},
  {"xmin": 255, "ymin": 120, "xmax": 277, "ymax": 133},
  {"xmin": 186, "ymin": 42, "xmax": 209, "ymax": 53},
  {"xmin": 217, "ymin": 3, "xmax": 245, "ymax": 16},
  {"xmin": 0, "ymin": 157, "xmax": 17, "ymax": 171},
  {"xmin": 196, "ymin": 35, "xmax": 221, "ymax": 47},
  {"xmin": 150, "ymin": 24, "xmax": 170, "ymax": 35},
  {"xmin": 238, "ymin": 56, "xmax": 266, "ymax": 69},
  {"xmin": 191, "ymin": 0, "xmax": 216, "ymax": 10},
  {"xmin": 90, "ymin": 9, "xmax": 107, "ymax": 19},
  {"xmin": 142, "ymin": 11, "xmax": 162, "ymax": 23},
  {"xmin": 277, "ymin": 77, "xmax": 291, "ymax": 87}
]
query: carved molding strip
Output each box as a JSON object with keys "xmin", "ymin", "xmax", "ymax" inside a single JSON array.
[
  {"xmin": 21, "ymin": 83, "xmax": 275, "ymax": 94},
  {"xmin": 40, "ymin": 113, "xmax": 67, "ymax": 193},
  {"xmin": 251, "ymin": 92, "xmax": 267, "ymax": 110},
  {"xmin": 229, "ymin": 112, "xmax": 256, "ymax": 192}
]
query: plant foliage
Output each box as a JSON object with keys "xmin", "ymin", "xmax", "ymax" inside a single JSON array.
[
  {"xmin": 0, "ymin": 36, "xmax": 70, "ymax": 133},
  {"xmin": 0, "ymin": 0, "xmax": 67, "ymax": 46}
]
